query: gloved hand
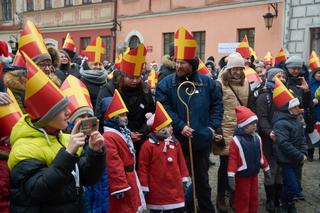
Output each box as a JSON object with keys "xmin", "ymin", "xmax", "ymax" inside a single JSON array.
[
  {"xmin": 228, "ymin": 176, "xmax": 235, "ymax": 191},
  {"xmin": 113, "ymin": 192, "xmax": 125, "ymax": 199},
  {"xmin": 264, "ymin": 170, "xmax": 273, "ymax": 186}
]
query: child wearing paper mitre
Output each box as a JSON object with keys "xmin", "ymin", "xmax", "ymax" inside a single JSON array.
[{"xmin": 138, "ymin": 101, "xmax": 190, "ymax": 213}]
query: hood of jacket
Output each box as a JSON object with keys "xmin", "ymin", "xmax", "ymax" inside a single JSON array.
[
  {"xmin": 162, "ymin": 55, "xmax": 175, "ymax": 69},
  {"xmin": 8, "ymin": 115, "xmax": 76, "ymax": 170},
  {"xmin": 80, "ymin": 68, "xmax": 107, "ymax": 85},
  {"xmin": 272, "ymin": 110, "xmax": 297, "ymax": 125}
]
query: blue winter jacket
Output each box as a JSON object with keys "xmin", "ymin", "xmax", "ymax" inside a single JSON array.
[
  {"xmin": 272, "ymin": 111, "xmax": 308, "ymax": 165},
  {"xmin": 309, "ymin": 76, "xmax": 320, "ymax": 122},
  {"xmin": 155, "ymin": 71, "xmax": 223, "ymax": 151},
  {"xmin": 83, "ymin": 145, "xmax": 109, "ymax": 213}
]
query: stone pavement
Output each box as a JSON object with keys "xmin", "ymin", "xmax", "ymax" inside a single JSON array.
[{"xmin": 208, "ymin": 152, "xmax": 320, "ymax": 213}]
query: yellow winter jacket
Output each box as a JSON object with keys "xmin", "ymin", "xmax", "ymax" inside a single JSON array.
[{"xmin": 8, "ymin": 115, "xmax": 82, "ymax": 171}]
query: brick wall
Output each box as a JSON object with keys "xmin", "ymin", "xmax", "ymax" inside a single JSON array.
[{"xmin": 287, "ymin": 0, "xmax": 320, "ymax": 59}]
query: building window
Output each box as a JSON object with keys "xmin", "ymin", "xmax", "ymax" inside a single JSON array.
[
  {"xmin": 193, "ymin": 31, "xmax": 206, "ymax": 61},
  {"xmin": 26, "ymin": 0, "xmax": 34, "ymax": 11},
  {"xmin": 2, "ymin": 0, "xmax": 12, "ymax": 20},
  {"xmin": 82, "ymin": 0, "xmax": 92, "ymax": 4},
  {"xmin": 128, "ymin": 35, "xmax": 140, "ymax": 49},
  {"xmin": 101, "ymin": 36, "xmax": 112, "ymax": 61},
  {"xmin": 44, "ymin": 0, "xmax": 52, "ymax": 9},
  {"xmin": 310, "ymin": 28, "xmax": 320, "ymax": 54},
  {"xmin": 65, "ymin": 0, "xmax": 73, "ymax": 6},
  {"xmin": 238, "ymin": 28, "xmax": 255, "ymax": 48},
  {"xmin": 163, "ymin": 32, "xmax": 174, "ymax": 56},
  {"xmin": 80, "ymin": 37, "xmax": 91, "ymax": 52}
]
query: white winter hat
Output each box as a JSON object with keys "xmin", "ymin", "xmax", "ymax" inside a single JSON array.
[
  {"xmin": 225, "ymin": 52, "xmax": 245, "ymax": 70},
  {"xmin": 288, "ymin": 98, "xmax": 300, "ymax": 109}
]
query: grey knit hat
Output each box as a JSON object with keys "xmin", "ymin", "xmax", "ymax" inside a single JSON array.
[
  {"xmin": 33, "ymin": 53, "xmax": 52, "ymax": 64},
  {"xmin": 33, "ymin": 97, "xmax": 70, "ymax": 128},
  {"xmin": 285, "ymin": 56, "xmax": 303, "ymax": 68},
  {"xmin": 68, "ymin": 106, "xmax": 94, "ymax": 124},
  {"xmin": 267, "ymin": 68, "xmax": 285, "ymax": 81}
]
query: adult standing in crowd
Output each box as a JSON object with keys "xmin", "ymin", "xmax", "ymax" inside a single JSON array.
[
  {"xmin": 156, "ymin": 26, "xmax": 223, "ymax": 213},
  {"xmin": 95, "ymin": 44, "xmax": 155, "ymax": 162},
  {"xmin": 158, "ymin": 42, "xmax": 176, "ymax": 82},
  {"xmin": 256, "ymin": 68, "xmax": 286, "ymax": 212},
  {"xmin": 80, "ymin": 36, "xmax": 108, "ymax": 109},
  {"xmin": 8, "ymin": 54, "xmax": 106, "ymax": 213},
  {"xmin": 214, "ymin": 52, "xmax": 255, "ymax": 212},
  {"xmin": 55, "ymin": 49, "xmax": 81, "ymax": 83}
]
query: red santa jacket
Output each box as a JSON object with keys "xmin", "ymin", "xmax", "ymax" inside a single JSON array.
[
  {"xmin": 228, "ymin": 133, "xmax": 269, "ymax": 177},
  {"xmin": 138, "ymin": 136, "xmax": 189, "ymax": 210},
  {"xmin": 103, "ymin": 127, "xmax": 146, "ymax": 213}
]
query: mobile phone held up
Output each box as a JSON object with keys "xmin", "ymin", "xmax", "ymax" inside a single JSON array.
[
  {"xmin": 79, "ymin": 117, "xmax": 98, "ymax": 136},
  {"xmin": 296, "ymin": 78, "xmax": 303, "ymax": 86}
]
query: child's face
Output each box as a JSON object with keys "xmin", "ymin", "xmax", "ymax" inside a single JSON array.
[
  {"xmin": 118, "ymin": 113, "xmax": 128, "ymax": 126},
  {"xmin": 243, "ymin": 122, "xmax": 257, "ymax": 134},
  {"xmin": 156, "ymin": 124, "xmax": 173, "ymax": 139}
]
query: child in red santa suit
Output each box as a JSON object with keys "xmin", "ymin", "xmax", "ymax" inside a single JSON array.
[
  {"xmin": 138, "ymin": 101, "xmax": 189, "ymax": 213},
  {"xmin": 100, "ymin": 90, "xmax": 146, "ymax": 213},
  {"xmin": 228, "ymin": 106, "xmax": 272, "ymax": 213}
]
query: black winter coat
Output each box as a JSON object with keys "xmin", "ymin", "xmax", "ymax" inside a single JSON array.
[
  {"xmin": 256, "ymin": 89, "xmax": 276, "ymax": 158},
  {"xmin": 55, "ymin": 64, "xmax": 81, "ymax": 83},
  {"xmin": 95, "ymin": 80, "xmax": 155, "ymax": 138},
  {"xmin": 272, "ymin": 111, "xmax": 308, "ymax": 165},
  {"xmin": 158, "ymin": 55, "xmax": 176, "ymax": 82},
  {"xmin": 10, "ymin": 148, "xmax": 106, "ymax": 213},
  {"xmin": 285, "ymin": 67, "xmax": 314, "ymax": 133}
]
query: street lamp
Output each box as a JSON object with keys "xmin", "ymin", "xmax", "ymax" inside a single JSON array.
[{"xmin": 263, "ymin": 3, "xmax": 278, "ymax": 30}]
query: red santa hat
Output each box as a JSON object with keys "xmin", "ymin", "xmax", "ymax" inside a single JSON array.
[{"xmin": 235, "ymin": 106, "xmax": 258, "ymax": 128}]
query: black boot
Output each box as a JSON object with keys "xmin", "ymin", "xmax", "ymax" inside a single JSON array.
[
  {"xmin": 275, "ymin": 204, "xmax": 288, "ymax": 213},
  {"xmin": 274, "ymin": 184, "xmax": 283, "ymax": 207},
  {"xmin": 288, "ymin": 203, "xmax": 297, "ymax": 213},
  {"xmin": 308, "ymin": 148, "xmax": 315, "ymax": 162},
  {"xmin": 265, "ymin": 184, "xmax": 276, "ymax": 212}
]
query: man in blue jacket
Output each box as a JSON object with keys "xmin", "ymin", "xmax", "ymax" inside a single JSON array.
[{"xmin": 155, "ymin": 26, "xmax": 223, "ymax": 213}]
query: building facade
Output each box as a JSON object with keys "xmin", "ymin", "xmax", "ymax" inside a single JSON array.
[
  {"xmin": 1, "ymin": 0, "xmax": 115, "ymax": 61},
  {"xmin": 116, "ymin": 0, "xmax": 284, "ymax": 64},
  {"xmin": 283, "ymin": 0, "xmax": 320, "ymax": 60}
]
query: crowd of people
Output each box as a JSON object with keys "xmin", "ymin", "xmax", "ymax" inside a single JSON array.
[{"xmin": 0, "ymin": 21, "xmax": 320, "ymax": 213}]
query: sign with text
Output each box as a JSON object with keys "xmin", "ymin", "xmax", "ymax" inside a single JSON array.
[{"xmin": 218, "ymin": 42, "xmax": 239, "ymax": 54}]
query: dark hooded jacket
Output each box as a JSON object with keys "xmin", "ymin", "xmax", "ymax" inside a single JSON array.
[
  {"xmin": 256, "ymin": 88, "xmax": 276, "ymax": 158},
  {"xmin": 285, "ymin": 65, "xmax": 314, "ymax": 133},
  {"xmin": 158, "ymin": 55, "xmax": 176, "ymax": 82},
  {"xmin": 272, "ymin": 110, "xmax": 308, "ymax": 165}
]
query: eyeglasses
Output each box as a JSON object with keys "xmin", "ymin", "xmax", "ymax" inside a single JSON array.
[{"xmin": 37, "ymin": 63, "xmax": 53, "ymax": 69}]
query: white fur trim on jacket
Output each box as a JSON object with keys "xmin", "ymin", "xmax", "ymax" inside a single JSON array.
[{"xmin": 238, "ymin": 115, "xmax": 258, "ymax": 128}]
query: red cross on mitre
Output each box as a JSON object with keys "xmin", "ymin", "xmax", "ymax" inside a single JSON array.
[
  {"xmin": 83, "ymin": 36, "xmax": 106, "ymax": 63},
  {"xmin": 121, "ymin": 43, "xmax": 146, "ymax": 77},
  {"xmin": 174, "ymin": 26, "xmax": 197, "ymax": 60}
]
